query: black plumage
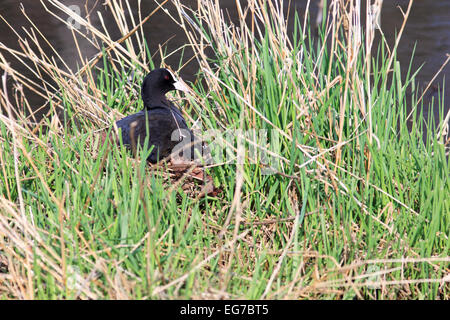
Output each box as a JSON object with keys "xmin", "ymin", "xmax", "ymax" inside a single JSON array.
[{"xmin": 115, "ymin": 68, "xmax": 208, "ymax": 164}]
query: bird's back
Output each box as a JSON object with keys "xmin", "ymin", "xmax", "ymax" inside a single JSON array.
[{"xmin": 116, "ymin": 106, "xmax": 207, "ymax": 163}]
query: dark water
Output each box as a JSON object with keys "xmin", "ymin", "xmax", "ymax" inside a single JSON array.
[{"xmin": 0, "ymin": 0, "xmax": 449, "ymax": 124}]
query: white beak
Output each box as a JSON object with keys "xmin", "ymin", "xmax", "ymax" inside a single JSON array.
[
  {"xmin": 168, "ymin": 69, "xmax": 190, "ymax": 93},
  {"xmin": 173, "ymin": 79, "xmax": 190, "ymax": 93}
]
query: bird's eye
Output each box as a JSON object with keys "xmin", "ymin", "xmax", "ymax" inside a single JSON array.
[{"xmin": 164, "ymin": 75, "xmax": 170, "ymax": 80}]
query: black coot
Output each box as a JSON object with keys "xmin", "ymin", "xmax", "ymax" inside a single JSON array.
[{"xmin": 115, "ymin": 68, "xmax": 208, "ymax": 164}]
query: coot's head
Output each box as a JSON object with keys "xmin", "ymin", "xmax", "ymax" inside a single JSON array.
[{"xmin": 141, "ymin": 68, "xmax": 188, "ymax": 107}]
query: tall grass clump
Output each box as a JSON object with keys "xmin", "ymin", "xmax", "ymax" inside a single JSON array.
[{"xmin": 0, "ymin": 0, "xmax": 448, "ymax": 299}]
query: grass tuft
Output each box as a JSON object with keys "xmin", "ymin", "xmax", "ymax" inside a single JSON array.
[{"xmin": 0, "ymin": 0, "xmax": 448, "ymax": 299}]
